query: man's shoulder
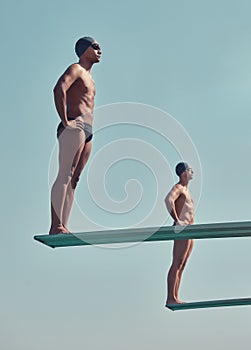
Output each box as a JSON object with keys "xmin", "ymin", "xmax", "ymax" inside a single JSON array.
[
  {"xmin": 173, "ymin": 183, "xmax": 188, "ymax": 195},
  {"xmin": 62, "ymin": 62, "xmax": 87, "ymax": 75},
  {"xmin": 60, "ymin": 63, "xmax": 87, "ymax": 81},
  {"xmin": 174, "ymin": 183, "xmax": 184, "ymax": 190},
  {"xmin": 66, "ymin": 63, "xmax": 82, "ymax": 72},
  {"xmin": 167, "ymin": 183, "xmax": 183, "ymax": 194}
]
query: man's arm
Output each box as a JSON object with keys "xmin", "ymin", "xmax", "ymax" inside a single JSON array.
[
  {"xmin": 53, "ymin": 64, "xmax": 82, "ymax": 126},
  {"xmin": 164, "ymin": 184, "xmax": 183, "ymax": 225}
]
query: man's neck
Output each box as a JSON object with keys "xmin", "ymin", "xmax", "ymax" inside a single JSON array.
[
  {"xmin": 179, "ymin": 179, "xmax": 189, "ymax": 187},
  {"xmin": 79, "ymin": 59, "xmax": 93, "ymax": 72}
]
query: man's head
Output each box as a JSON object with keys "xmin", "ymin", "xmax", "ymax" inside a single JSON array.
[
  {"xmin": 175, "ymin": 162, "xmax": 193, "ymax": 180},
  {"xmin": 75, "ymin": 36, "xmax": 101, "ymax": 63}
]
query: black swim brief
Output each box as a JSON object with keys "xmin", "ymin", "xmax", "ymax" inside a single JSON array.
[{"xmin": 57, "ymin": 117, "xmax": 93, "ymax": 143}]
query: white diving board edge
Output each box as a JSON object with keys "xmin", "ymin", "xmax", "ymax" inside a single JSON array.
[
  {"xmin": 166, "ymin": 297, "xmax": 251, "ymax": 311},
  {"xmin": 33, "ymin": 221, "xmax": 251, "ymax": 248}
]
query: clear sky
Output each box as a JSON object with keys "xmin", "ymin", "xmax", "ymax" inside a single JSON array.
[{"xmin": 1, "ymin": 0, "xmax": 251, "ymax": 349}]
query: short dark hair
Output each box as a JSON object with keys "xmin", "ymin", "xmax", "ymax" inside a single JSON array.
[
  {"xmin": 175, "ymin": 162, "xmax": 189, "ymax": 176},
  {"xmin": 75, "ymin": 36, "xmax": 95, "ymax": 57}
]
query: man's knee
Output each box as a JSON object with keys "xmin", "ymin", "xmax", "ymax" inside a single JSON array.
[
  {"xmin": 56, "ymin": 171, "xmax": 72, "ymax": 186},
  {"xmin": 172, "ymin": 257, "xmax": 185, "ymax": 271},
  {"xmin": 71, "ymin": 174, "xmax": 81, "ymax": 189}
]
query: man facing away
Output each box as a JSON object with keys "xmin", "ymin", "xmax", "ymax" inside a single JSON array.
[
  {"xmin": 49, "ymin": 37, "xmax": 102, "ymax": 234},
  {"xmin": 165, "ymin": 162, "xmax": 194, "ymax": 305}
]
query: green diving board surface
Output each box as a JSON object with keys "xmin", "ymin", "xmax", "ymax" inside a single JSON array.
[
  {"xmin": 34, "ymin": 221, "xmax": 251, "ymax": 248},
  {"xmin": 166, "ymin": 297, "xmax": 251, "ymax": 311}
]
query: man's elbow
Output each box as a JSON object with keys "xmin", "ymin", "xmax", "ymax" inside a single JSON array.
[
  {"xmin": 164, "ymin": 197, "xmax": 173, "ymax": 212},
  {"xmin": 53, "ymin": 83, "xmax": 64, "ymax": 97}
]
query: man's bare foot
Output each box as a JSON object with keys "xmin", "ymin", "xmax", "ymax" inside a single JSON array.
[
  {"xmin": 166, "ymin": 298, "xmax": 186, "ymax": 305},
  {"xmin": 49, "ymin": 224, "xmax": 71, "ymax": 235},
  {"xmin": 63, "ymin": 225, "xmax": 71, "ymax": 233}
]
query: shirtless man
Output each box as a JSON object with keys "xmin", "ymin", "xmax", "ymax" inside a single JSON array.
[
  {"xmin": 49, "ymin": 36, "xmax": 102, "ymax": 234},
  {"xmin": 165, "ymin": 162, "xmax": 194, "ymax": 305}
]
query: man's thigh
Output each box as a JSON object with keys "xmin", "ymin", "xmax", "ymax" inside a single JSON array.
[
  {"xmin": 173, "ymin": 240, "xmax": 191, "ymax": 262},
  {"xmin": 58, "ymin": 128, "xmax": 86, "ymax": 172},
  {"xmin": 183, "ymin": 239, "xmax": 194, "ymax": 263},
  {"xmin": 72, "ymin": 141, "xmax": 92, "ymax": 179}
]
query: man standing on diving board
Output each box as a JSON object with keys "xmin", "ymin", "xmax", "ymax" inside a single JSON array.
[
  {"xmin": 165, "ymin": 162, "xmax": 194, "ymax": 305},
  {"xmin": 49, "ymin": 37, "xmax": 102, "ymax": 234}
]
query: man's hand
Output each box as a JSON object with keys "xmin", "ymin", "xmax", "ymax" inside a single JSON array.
[
  {"xmin": 64, "ymin": 118, "xmax": 85, "ymax": 131},
  {"xmin": 62, "ymin": 120, "xmax": 70, "ymax": 127}
]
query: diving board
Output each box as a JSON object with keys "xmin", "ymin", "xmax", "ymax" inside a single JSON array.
[
  {"xmin": 166, "ymin": 297, "xmax": 251, "ymax": 311},
  {"xmin": 34, "ymin": 221, "xmax": 251, "ymax": 248}
]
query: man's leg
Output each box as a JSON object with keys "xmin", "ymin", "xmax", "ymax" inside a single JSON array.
[
  {"xmin": 49, "ymin": 127, "xmax": 86, "ymax": 234},
  {"xmin": 174, "ymin": 239, "xmax": 194, "ymax": 300},
  {"xmin": 166, "ymin": 239, "xmax": 191, "ymax": 304},
  {"xmin": 62, "ymin": 141, "xmax": 92, "ymax": 229}
]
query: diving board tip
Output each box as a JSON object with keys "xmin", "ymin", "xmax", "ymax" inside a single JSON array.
[
  {"xmin": 166, "ymin": 297, "xmax": 251, "ymax": 311},
  {"xmin": 34, "ymin": 221, "xmax": 251, "ymax": 248}
]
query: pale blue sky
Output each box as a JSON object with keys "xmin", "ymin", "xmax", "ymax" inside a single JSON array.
[{"xmin": 1, "ymin": 0, "xmax": 251, "ymax": 349}]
